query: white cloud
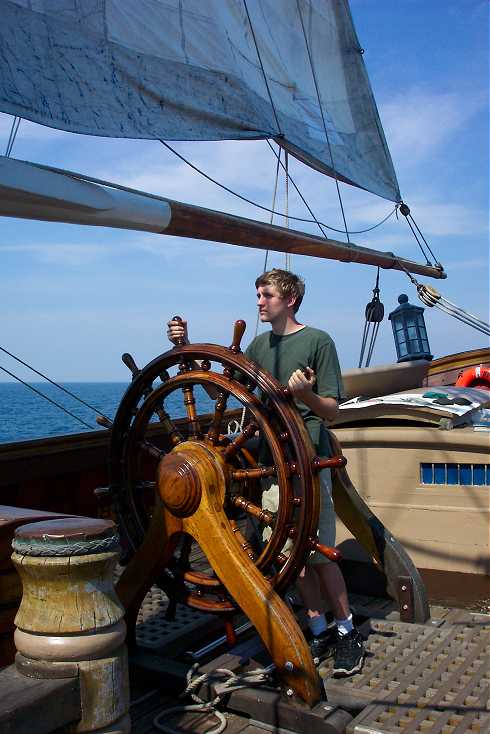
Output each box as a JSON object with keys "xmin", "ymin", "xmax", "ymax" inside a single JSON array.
[
  {"xmin": 397, "ymin": 201, "xmax": 487, "ymax": 237},
  {"xmin": 380, "ymin": 88, "xmax": 487, "ymax": 165}
]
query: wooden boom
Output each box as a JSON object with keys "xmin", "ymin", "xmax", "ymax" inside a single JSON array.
[{"xmin": 0, "ymin": 155, "xmax": 446, "ymax": 279}]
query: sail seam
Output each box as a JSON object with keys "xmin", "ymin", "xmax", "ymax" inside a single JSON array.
[{"xmin": 242, "ymin": 0, "xmax": 282, "ymax": 136}]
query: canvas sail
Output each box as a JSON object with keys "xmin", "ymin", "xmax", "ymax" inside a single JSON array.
[{"xmin": 0, "ymin": 0, "xmax": 400, "ymax": 202}]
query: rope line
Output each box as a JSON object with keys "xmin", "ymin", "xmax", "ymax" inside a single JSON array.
[
  {"xmin": 0, "ymin": 364, "xmax": 96, "ymax": 431},
  {"xmin": 403, "ymin": 214, "xmax": 431, "ymax": 265},
  {"xmin": 358, "ymin": 268, "xmax": 384, "ymax": 367},
  {"xmin": 12, "ymin": 534, "xmax": 120, "ymax": 557},
  {"xmin": 408, "ymin": 213, "xmax": 440, "ymax": 264},
  {"xmin": 418, "ymin": 288, "xmax": 490, "ymax": 336},
  {"xmin": 254, "ymin": 145, "xmax": 282, "ymax": 337},
  {"xmin": 295, "ymin": 0, "xmax": 350, "ymax": 243},
  {"xmin": 284, "ymin": 149, "xmax": 291, "ymax": 270},
  {"xmin": 160, "ymin": 140, "xmax": 396, "ymax": 235},
  {"xmin": 5, "ymin": 116, "xmax": 21, "ymax": 157},
  {"xmin": 265, "ymin": 140, "xmax": 397, "ymax": 235},
  {"xmin": 153, "ymin": 663, "xmax": 272, "ymax": 734},
  {"xmin": 0, "ymin": 345, "xmax": 112, "ymax": 421},
  {"xmin": 397, "ymin": 268, "xmax": 490, "ymax": 337}
]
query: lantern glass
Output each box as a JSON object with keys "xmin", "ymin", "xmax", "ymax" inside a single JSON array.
[{"xmin": 389, "ymin": 294, "xmax": 433, "ymax": 363}]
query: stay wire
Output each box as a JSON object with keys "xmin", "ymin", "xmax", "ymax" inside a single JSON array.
[
  {"xmin": 255, "ymin": 146, "xmax": 282, "ymax": 335},
  {"xmin": 5, "ymin": 116, "xmax": 21, "ymax": 157},
  {"xmin": 0, "ymin": 344, "xmax": 112, "ymax": 421},
  {"xmin": 266, "ymin": 139, "xmax": 329, "ymax": 239},
  {"xmin": 403, "ymin": 215, "xmax": 431, "ymax": 265},
  {"xmin": 160, "ymin": 140, "xmax": 397, "ymax": 235},
  {"xmin": 266, "ymin": 139, "xmax": 397, "ymax": 235},
  {"xmin": 296, "ymin": 0, "xmax": 351, "ymax": 243},
  {"xmin": 0, "ymin": 364, "xmax": 96, "ymax": 431},
  {"xmin": 365, "ymin": 321, "xmax": 381, "ymax": 366},
  {"xmin": 408, "ymin": 214, "xmax": 440, "ymax": 264},
  {"xmin": 397, "ymin": 265, "xmax": 490, "ymax": 336},
  {"xmin": 284, "ymin": 150, "xmax": 291, "ymax": 270}
]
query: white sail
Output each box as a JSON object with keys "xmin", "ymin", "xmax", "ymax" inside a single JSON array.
[{"xmin": 0, "ymin": 0, "xmax": 400, "ymax": 202}]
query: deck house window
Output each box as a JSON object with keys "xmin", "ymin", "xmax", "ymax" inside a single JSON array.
[{"xmin": 420, "ymin": 463, "xmax": 489, "ymax": 485}]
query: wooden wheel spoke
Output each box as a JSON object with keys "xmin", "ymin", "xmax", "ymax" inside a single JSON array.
[
  {"xmin": 231, "ymin": 465, "xmax": 276, "ymax": 481},
  {"xmin": 312, "ymin": 454, "xmax": 346, "ymax": 471},
  {"xmin": 137, "ymin": 440, "xmax": 164, "ymax": 460},
  {"xmin": 181, "ymin": 383, "xmax": 201, "ymax": 438},
  {"xmin": 207, "ymin": 390, "xmax": 229, "ymax": 445},
  {"xmin": 154, "ymin": 401, "xmax": 183, "ymax": 446},
  {"xmin": 223, "ymin": 421, "xmax": 258, "ymax": 460},
  {"xmin": 134, "ymin": 480, "xmax": 156, "ymax": 492},
  {"xmin": 231, "ymin": 495, "xmax": 275, "ymax": 527},
  {"xmin": 230, "ymin": 519, "xmax": 256, "ymax": 561}
]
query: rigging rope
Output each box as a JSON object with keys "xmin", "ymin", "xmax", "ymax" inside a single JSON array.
[
  {"xmin": 0, "ymin": 345, "xmax": 112, "ymax": 421},
  {"xmin": 265, "ymin": 140, "xmax": 398, "ymax": 235},
  {"xmin": 153, "ymin": 663, "xmax": 272, "ymax": 734},
  {"xmin": 230, "ymin": 143, "xmax": 285, "ymax": 435},
  {"xmin": 5, "ymin": 116, "xmax": 21, "ymax": 157},
  {"xmin": 397, "ymin": 266, "xmax": 490, "ymax": 337},
  {"xmin": 358, "ymin": 267, "xmax": 384, "ymax": 368},
  {"xmin": 295, "ymin": 0, "xmax": 351, "ymax": 244},
  {"xmin": 0, "ymin": 364, "xmax": 96, "ymax": 431},
  {"xmin": 416, "ymin": 285, "xmax": 490, "ymax": 336},
  {"xmin": 160, "ymin": 141, "xmax": 397, "ymax": 235},
  {"xmin": 398, "ymin": 203, "xmax": 442, "ymax": 267},
  {"xmin": 284, "ymin": 149, "xmax": 291, "ymax": 270}
]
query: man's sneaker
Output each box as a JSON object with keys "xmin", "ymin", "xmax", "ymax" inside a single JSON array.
[
  {"xmin": 332, "ymin": 629, "xmax": 364, "ymax": 677},
  {"xmin": 309, "ymin": 625, "xmax": 336, "ymax": 664}
]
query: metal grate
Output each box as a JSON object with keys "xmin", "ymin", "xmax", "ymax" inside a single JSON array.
[
  {"xmin": 319, "ymin": 619, "xmax": 489, "ymax": 733},
  {"xmin": 136, "ymin": 585, "xmax": 212, "ymax": 649}
]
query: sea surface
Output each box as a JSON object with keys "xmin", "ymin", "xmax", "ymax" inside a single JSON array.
[{"xmin": 0, "ymin": 382, "xmax": 227, "ymax": 444}]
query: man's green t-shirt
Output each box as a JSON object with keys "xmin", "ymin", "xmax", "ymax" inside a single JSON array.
[{"xmin": 245, "ymin": 326, "xmax": 345, "ymax": 456}]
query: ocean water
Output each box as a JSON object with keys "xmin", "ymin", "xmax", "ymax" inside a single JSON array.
[{"xmin": 0, "ymin": 382, "xmax": 222, "ymax": 444}]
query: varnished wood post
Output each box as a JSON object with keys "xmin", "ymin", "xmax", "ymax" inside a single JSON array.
[{"xmin": 11, "ymin": 517, "xmax": 131, "ymax": 734}]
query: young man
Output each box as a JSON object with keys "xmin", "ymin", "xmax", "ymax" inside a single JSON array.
[{"xmin": 166, "ymin": 269, "xmax": 364, "ymax": 677}]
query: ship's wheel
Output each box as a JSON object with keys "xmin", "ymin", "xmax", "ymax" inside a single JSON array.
[{"xmin": 110, "ymin": 319, "xmax": 345, "ymax": 704}]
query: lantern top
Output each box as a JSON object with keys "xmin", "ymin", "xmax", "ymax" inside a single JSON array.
[{"xmin": 389, "ymin": 294, "xmax": 425, "ymax": 320}]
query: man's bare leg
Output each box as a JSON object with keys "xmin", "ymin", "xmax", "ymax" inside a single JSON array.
[{"xmin": 297, "ymin": 562, "xmax": 349, "ymax": 619}]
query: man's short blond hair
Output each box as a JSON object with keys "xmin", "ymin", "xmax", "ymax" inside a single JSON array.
[{"xmin": 255, "ymin": 269, "xmax": 305, "ymax": 313}]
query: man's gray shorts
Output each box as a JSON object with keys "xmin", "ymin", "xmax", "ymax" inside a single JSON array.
[{"xmin": 261, "ymin": 467, "xmax": 336, "ymax": 565}]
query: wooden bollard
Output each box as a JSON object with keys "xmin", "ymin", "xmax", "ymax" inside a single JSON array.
[{"xmin": 11, "ymin": 517, "xmax": 131, "ymax": 734}]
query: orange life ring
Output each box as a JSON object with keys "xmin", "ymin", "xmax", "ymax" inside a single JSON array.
[{"xmin": 456, "ymin": 365, "xmax": 490, "ymax": 390}]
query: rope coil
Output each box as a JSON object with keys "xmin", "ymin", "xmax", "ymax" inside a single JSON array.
[
  {"xmin": 12, "ymin": 534, "xmax": 120, "ymax": 557},
  {"xmin": 153, "ymin": 663, "xmax": 272, "ymax": 734}
]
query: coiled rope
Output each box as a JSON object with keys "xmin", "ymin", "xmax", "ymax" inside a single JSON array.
[{"xmin": 153, "ymin": 663, "xmax": 271, "ymax": 734}]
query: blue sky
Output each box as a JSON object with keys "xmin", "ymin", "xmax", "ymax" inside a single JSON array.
[{"xmin": 1, "ymin": 0, "xmax": 488, "ymax": 383}]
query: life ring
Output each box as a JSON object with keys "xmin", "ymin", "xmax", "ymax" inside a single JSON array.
[{"xmin": 456, "ymin": 365, "xmax": 490, "ymax": 390}]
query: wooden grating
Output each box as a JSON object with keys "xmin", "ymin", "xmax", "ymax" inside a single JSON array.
[{"xmin": 319, "ymin": 618, "xmax": 489, "ymax": 734}]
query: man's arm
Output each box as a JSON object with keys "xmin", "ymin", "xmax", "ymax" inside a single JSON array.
[{"xmin": 288, "ymin": 367, "xmax": 339, "ymax": 422}]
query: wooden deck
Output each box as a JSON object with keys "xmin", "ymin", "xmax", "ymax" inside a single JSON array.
[{"xmin": 128, "ymin": 588, "xmax": 489, "ymax": 734}]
